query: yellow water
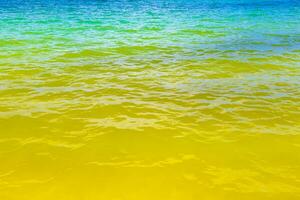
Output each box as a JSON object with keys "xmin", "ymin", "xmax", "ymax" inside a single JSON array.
[{"xmin": 1, "ymin": 0, "xmax": 300, "ymax": 199}]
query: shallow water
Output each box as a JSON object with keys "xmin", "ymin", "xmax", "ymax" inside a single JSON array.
[{"xmin": 0, "ymin": 0, "xmax": 300, "ymax": 199}]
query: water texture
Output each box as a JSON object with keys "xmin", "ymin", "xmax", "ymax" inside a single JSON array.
[{"xmin": 0, "ymin": 0, "xmax": 300, "ymax": 199}]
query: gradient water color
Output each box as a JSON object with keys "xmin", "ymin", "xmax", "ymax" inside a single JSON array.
[{"xmin": 0, "ymin": 0, "xmax": 300, "ymax": 199}]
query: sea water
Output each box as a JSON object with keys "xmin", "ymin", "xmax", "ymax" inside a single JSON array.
[{"xmin": 0, "ymin": 0, "xmax": 300, "ymax": 199}]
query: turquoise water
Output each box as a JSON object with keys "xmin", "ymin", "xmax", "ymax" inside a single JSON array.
[
  {"xmin": 1, "ymin": 0, "xmax": 300, "ymax": 63},
  {"xmin": 0, "ymin": 0, "xmax": 300, "ymax": 199}
]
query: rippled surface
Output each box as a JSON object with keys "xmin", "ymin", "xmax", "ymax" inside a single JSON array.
[{"xmin": 0, "ymin": 0, "xmax": 300, "ymax": 199}]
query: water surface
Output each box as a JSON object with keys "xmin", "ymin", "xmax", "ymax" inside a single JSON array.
[{"xmin": 0, "ymin": 0, "xmax": 300, "ymax": 199}]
